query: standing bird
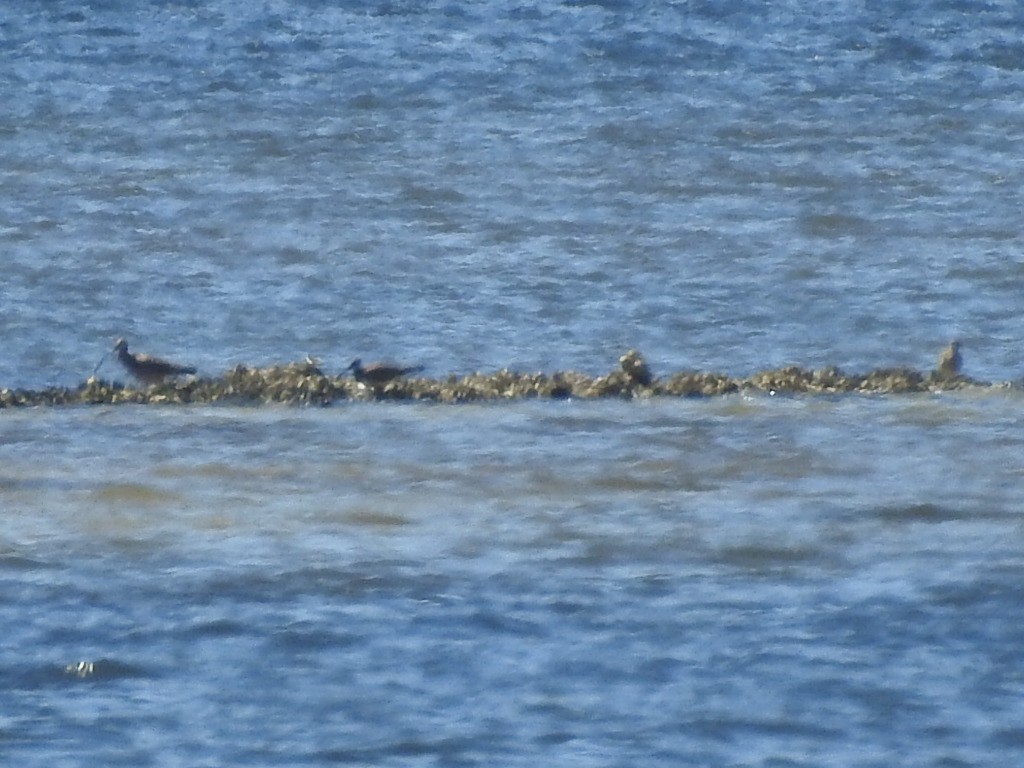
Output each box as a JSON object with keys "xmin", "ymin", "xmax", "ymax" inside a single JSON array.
[
  {"xmin": 936, "ymin": 340, "xmax": 962, "ymax": 378},
  {"xmin": 110, "ymin": 338, "xmax": 197, "ymax": 385},
  {"xmin": 619, "ymin": 349, "xmax": 653, "ymax": 387},
  {"xmin": 345, "ymin": 358, "xmax": 424, "ymax": 388}
]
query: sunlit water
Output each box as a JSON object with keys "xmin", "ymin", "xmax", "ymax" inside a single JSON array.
[
  {"xmin": 3, "ymin": 396, "xmax": 1024, "ymax": 766},
  {"xmin": 3, "ymin": 0, "xmax": 1024, "ymax": 765}
]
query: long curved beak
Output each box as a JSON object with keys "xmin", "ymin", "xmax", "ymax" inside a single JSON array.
[{"xmin": 92, "ymin": 351, "xmax": 108, "ymax": 376}]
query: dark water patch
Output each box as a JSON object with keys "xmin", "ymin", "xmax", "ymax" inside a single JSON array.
[
  {"xmin": 346, "ymin": 507, "xmax": 412, "ymax": 528},
  {"xmin": 97, "ymin": 534, "xmax": 180, "ymax": 559},
  {"xmin": 389, "ymin": 734, "xmax": 486, "ymax": 761},
  {"xmin": 190, "ymin": 562, "xmax": 456, "ymax": 605},
  {"xmin": 683, "ymin": 715, "xmax": 844, "ymax": 744},
  {"xmin": 590, "ymin": 463, "xmax": 710, "ymax": 493},
  {"xmin": 183, "ymin": 617, "xmax": 252, "ymax": 640},
  {"xmin": 872, "ymin": 503, "xmax": 972, "ymax": 523},
  {"xmin": 460, "ymin": 607, "xmax": 547, "ymax": 638},
  {"xmin": 192, "ymin": 566, "xmax": 383, "ymax": 603},
  {"xmin": 927, "ymin": 576, "xmax": 1024, "ymax": 613},
  {"xmin": 269, "ymin": 621, "xmax": 361, "ymax": 653},
  {"xmin": 625, "ymin": 572, "xmax": 679, "ymax": 598},
  {"xmin": 84, "ymin": 25, "xmax": 132, "ymax": 39},
  {"xmin": 931, "ymin": 757, "xmax": 977, "ymax": 768},
  {"xmin": 88, "ymin": 481, "xmax": 182, "ymax": 506},
  {"xmin": 312, "ymin": 740, "xmax": 491, "ymax": 766},
  {"xmin": 565, "ymin": 536, "xmax": 643, "ymax": 567},
  {"xmin": 799, "ymin": 212, "xmax": 873, "ymax": 237},
  {"xmin": 545, "ymin": 598, "xmax": 592, "ymax": 617},
  {"xmin": 636, "ymin": 654, "xmax": 685, "ymax": 684},
  {"xmin": 0, "ymin": 551, "xmax": 51, "ymax": 571},
  {"xmin": 534, "ymin": 729, "xmax": 575, "ymax": 746},
  {"xmin": 993, "ymin": 727, "xmax": 1024, "ymax": 747},
  {"xmin": 310, "ymin": 745, "xmax": 391, "ymax": 764},
  {"xmin": 713, "ymin": 541, "xmax": 822, "ymax": 571},
  {"xmin": 154, "ymin": 460, "xmax": 302, "ymax": 483},
  {"xmin": 0, "ymin": 474, "xmax": 76, "ymax": 492},
  {"xmin": 979, "ymin": 41, "xmax": 1024, "ymax": 72}
]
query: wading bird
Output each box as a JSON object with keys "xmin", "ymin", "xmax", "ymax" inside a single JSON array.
[
  {"xmin": 936, "ymin": 340, "xmax": 962, "ymax": 378},
  {"xmin": 106, "ymin": 338, "xmax": 197, "ymax": 385},
  {"xmin": 345, "ymin": 358, "xmax": 424, "ymax": 388}
]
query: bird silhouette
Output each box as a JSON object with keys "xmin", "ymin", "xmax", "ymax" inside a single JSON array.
[
  {"xmin": 345, "ymin": 358, "xmax": 424, "ymax": 388},
  {"xmin": 936, "ymin": 340, "xmax": 962, "ymax": 378},
  {"xmin": 110, "ymin": 338, "xmax": 197, "ymax": 385}
]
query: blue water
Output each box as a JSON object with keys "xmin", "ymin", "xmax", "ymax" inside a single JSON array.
[
  {"xmin": 3, "ymin": 1, "xmax": 1024, "ymax": 765},
  {"xmin": 3, "ymin": 397, "xmax": 1024, "ymax": 766}
]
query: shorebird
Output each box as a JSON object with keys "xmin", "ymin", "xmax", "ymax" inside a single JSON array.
[
  {"xmin": 345, "ymin": 358, "xmax": 424, "ymax": 388},
  {"xmin": 936, "ymin": 340, "xmax": 962, "ymax": 378},
  {"xmin": 619, "ymin": 349, "xmax": 653, "ymax": 387},
  {"xmin": 109, "ymin": 338, "xmax": 197, "ymax": 385}
]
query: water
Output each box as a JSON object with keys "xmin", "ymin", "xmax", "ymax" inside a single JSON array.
[
  {"xmin": 2, "ymin": 1, "xmax": 1024, "ymax": 765},
  {"xmin": 4, "ymin": 398, "xmax": 1024, "ymax": 765}
]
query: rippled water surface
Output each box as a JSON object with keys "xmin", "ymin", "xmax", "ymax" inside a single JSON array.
[
  {"xmin": 4, "ymin": 396, "xmax": 1024, "ymax": 766},
  {"xmin": 3, "ymin": 0, "xmax": 1024, "ymax": 765}
]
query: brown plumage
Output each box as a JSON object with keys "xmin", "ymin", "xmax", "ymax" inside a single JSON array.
[
  {"xmin": 112, "ymin": 338, "xmax": 197, "ymax": 385},
  {"xmin": 346, "ymin": 358, "xmax": 424, "ymax": 387},
  {"xmin": 619, "ymin": 349, "xmax": 653, "ymax": 386},
  {"xmin": 936, "ymin": 340, "xmax": 962, "ymax": 378}
]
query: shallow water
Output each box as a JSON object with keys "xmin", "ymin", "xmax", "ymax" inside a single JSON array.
[
  {"xmin": 3, "ymin": 0, "xmax": 1024, "ymax": 764},
  {"xmin": 3, "ymin": 0, "xmax": 1024, "ymax": 386},
  {"xmin": 3, "ymin": 396, "xmax": 1024, "ymax": 765}
]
